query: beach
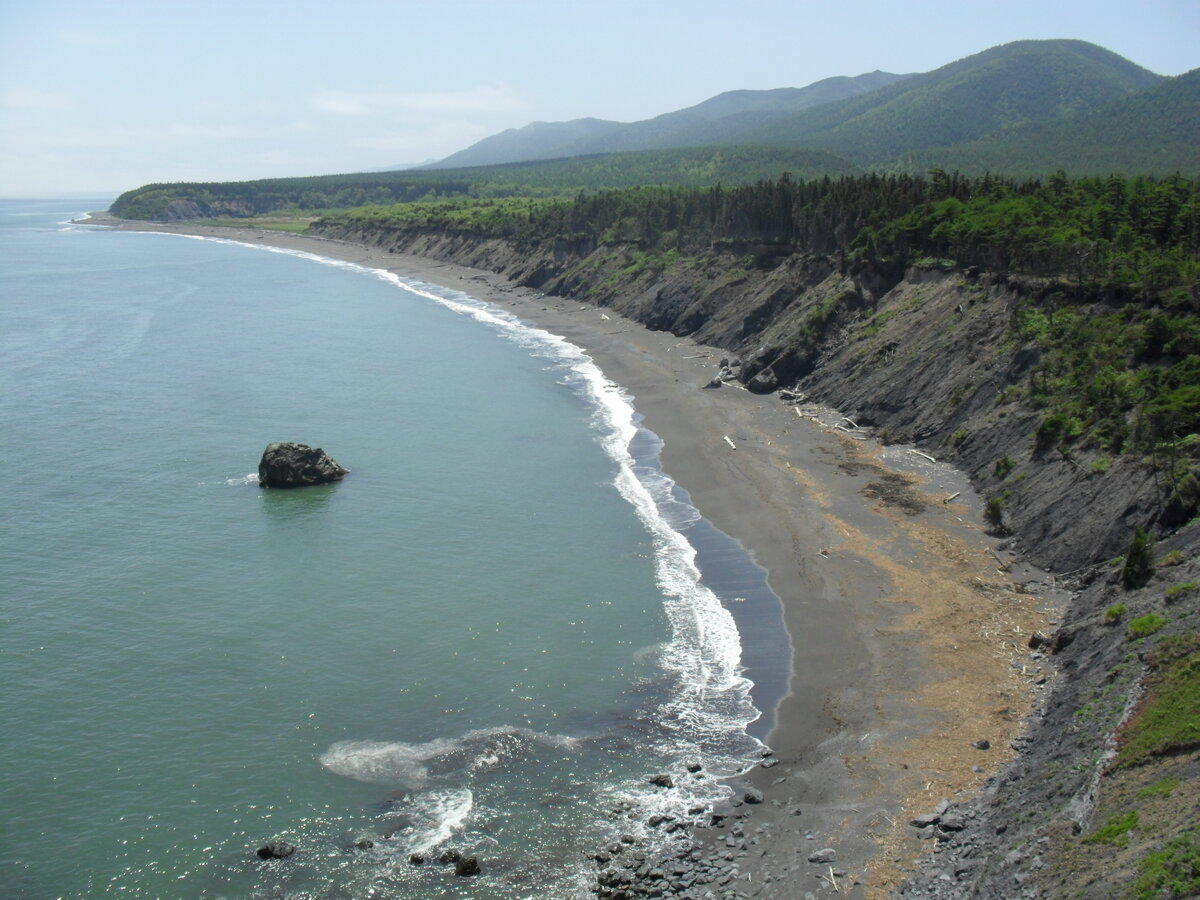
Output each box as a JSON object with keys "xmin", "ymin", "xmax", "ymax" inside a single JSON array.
[{"xmin": 95, "ymin": 218, "xmax": 1052, "ymax": 898}]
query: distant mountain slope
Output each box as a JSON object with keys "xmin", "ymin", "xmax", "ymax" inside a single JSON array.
[
  {"xmin": 431, "ymin": 117, "xmax": 622, "ymax": 170},
  {"xmin": 909, "ymin": 67, "xmax": 1200, "ymax": 176},
  {"xmin": 429, "ymin": 70, "xmax": 910, "ymax": 168},
  {"xmin": 745, "ymin": 39, "xmax": 1164, "ymax": 164}
]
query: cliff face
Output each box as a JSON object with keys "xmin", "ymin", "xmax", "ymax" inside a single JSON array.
[{"xmin": 312, "ymin": 219, "xmax": 1199, "ymax": 898}]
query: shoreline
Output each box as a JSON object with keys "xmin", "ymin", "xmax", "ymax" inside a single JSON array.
[{"xmin": 91, "ymin": 217, "xmax": 1055, "ymax": 897}]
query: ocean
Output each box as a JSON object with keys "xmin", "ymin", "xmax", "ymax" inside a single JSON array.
[{"xmin": 0, "ymin": 198, "xmax": 776, "ymax": 898}]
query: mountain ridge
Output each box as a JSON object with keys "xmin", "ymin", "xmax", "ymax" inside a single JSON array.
[
  {"xmin": 430, "ymin": 39, "xmax": 1170, "ymax": 174},
  {"xmin": 429, "ymin": 70, "xmax": 912, "ymax": 169}
]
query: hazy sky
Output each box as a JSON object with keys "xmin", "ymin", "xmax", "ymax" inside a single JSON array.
[{"xmin": 2, "ymin": 0, "xmax": 1197, "ymax": 196}]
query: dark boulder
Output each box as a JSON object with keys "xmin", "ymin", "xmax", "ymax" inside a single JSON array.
[
  {"xmin": 455, "ymin": 856, "xmax": 482, "ymax": 876},
  {"xmin": 256, "ymin": 840, "xmax": 296, "ymax": 859},
  {"xmin": 438, "ymin": 849, "xmax": 462, "ymax": 864},
  {"xmin": 258, "ymin": 442, "xmax": 348, "ymax": 489},
  {"xmin": 747, "ymin": 366, "xmax": 779, "ymax": 394}
]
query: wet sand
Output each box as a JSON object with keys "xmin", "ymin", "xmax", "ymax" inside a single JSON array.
[{"xmin": 92, "ymin": 218, "xmax": 1052, "ymax": 898}]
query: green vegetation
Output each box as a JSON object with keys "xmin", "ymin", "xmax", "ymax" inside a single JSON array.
[
  {"xmin": 1128, "ymin": 614, "xmax": 1168, "ymax": 638},
  {"xmin": 1131, "ymin": 828, "xmax": 1200, "ymax": 899},
  {"xmin": 746, "ymin": 40, "xmax": 1165, "ymax": 170},
  {"xmin": 1118, "ymin": 635, "xmax": 1200, "ymax": 767},
  {"xmin": 109, "ymin": 145, "xmax": 859, "ymax": 221},
  {"xmin": 1137, "ymin": 777, "xmax": 1180, "ymax": 800},
  {"xmin": 1083, "ymin": 809, "xmax": 1139, "ymax": 847},
  {"xmin": 1165, "ymin": 581, "xmax": 1198, "ymax": 603},
  {"xmin": 915, "ymin": 68, "xmax": 1200, "ymax": 180},
  {"xmin": 1123, "ymin": 528, "xmax": 1157, "ymax": 590},
  {"xmin": 1157, "ymin": 550, "xmax": 1185, "ymax": 567},
  {"xmin": 1091, "ymin": 455, "xmax": 1113, "ymax": 474},
  {"xmin": 985, "ymin": 495, "xmax": 1007, "ymax": 529},
  {"xmin": 994, "ymin": 455, "xmax": 1016, "ymax": 479},
  {"xmin": 1105, "ymin": 603, "xmax": 1128, "ymax": 624}
]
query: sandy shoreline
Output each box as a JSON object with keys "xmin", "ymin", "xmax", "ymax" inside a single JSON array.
[{"xmin": 91, "ymin": 217, "xmax": 1053, "ymax": 898}]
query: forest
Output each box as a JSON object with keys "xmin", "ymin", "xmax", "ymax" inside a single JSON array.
[{"xmin": 320, "ymin": 171, "xmax": 1200, "ymax": 296}]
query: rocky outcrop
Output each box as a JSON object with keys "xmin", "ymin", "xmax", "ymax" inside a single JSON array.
[
  {"xmin": 256, "ymin": 840, "xmax": 295, "ymax": 859},
  {"xmin": 257, "ymin": 442, "xmax": 348, "ymax": 489}
]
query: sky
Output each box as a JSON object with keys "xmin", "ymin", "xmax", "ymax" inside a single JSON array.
[{"xmin": 1, "ymin": 0, "xmax": 1197, "ymax": 196}]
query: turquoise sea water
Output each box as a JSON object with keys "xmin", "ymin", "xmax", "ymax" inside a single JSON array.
[{"xmin": 0, "ymin": 199, "xmax": 774, "ymax": 898}]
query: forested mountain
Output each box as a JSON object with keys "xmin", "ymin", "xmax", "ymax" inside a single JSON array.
[
  {"xmin": 743, "ymin": 39, "xmax": 1162, "ymax": 164},
  {"xmin": 907, "ymin": 66, "xmax": 1200, "ymax": 177},
  {"xmin": 428, "ymin": 40, "xmax": 1182, "ymax": 177},
  {"xmin": 430, "ymin": 71, "xmax": 909, "ymax": 168}
]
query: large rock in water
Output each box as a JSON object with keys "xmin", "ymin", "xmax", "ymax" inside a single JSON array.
[{"xmin": 258, "ymin": 442, "xmax": 348, "ymax": 489}]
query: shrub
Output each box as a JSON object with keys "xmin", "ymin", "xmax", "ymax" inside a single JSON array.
[
  {"xmin": 1129, "ymin": 614, "xmax": 1168, "ymax": 638},
  {"xmin": 1105, "ymin": 603, "xmax": 1128, "ymax": 624},
  {"xmin": 1036, "ymin": 414, "xmax": 1071, "ymax": 451},
  {"xmin": 1083, "ymin": 810, "xmax": 1139, "ymax": 847},
  {"xmin": 985, "ymin": 495, "xmax": 1006, "ymax": 529},
  {"xmin": 994, "ymin": 455, "xmax": 1015, "ymax": 479},
  {"xmin": 1137, "ymin": 777, "xmax": 1180, "ymax": 800},
  {"xmin": 1122, "ymin": 527, "xmax": 1156, "ymax": 590},
  {"xmin": 1132, "ymin": 829, "xmax": 1200, "ymax": 899},
  {"xmin": 1165, "ymin": 581, "xmax": 1198, "ymax": 604},
  {"xmin": 1090, "ymin": 455, "xmax": 1113, "ymax": 475},
  {"xmin": 1118, "ymin": 642, "xmax": 1200, "ymax": 767}
]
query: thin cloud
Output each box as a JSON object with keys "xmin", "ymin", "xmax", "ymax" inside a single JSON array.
[
  {"xmin": 311, "ymin": 85, "xmax": 528, "ymax": 117},
  {"xmin": 54, "ymin": 29, "xmax": 125, "ymax": 47},
  {"xmin": 0, "ymin": 88, "xmax": 76, "ymax": 111}
]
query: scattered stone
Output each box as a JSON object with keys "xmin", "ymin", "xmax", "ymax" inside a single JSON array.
[
  {"xmin": 686, "ymin": 761, "xmax": 703, "ymax": 773},
  {"xmin": 355, "ymin": 839, "xmax": 374, "ymax": 850},
  {"xmin": 807, "ymin": 848, "xmax": 837, "ymax": 864},
  {"xmin": 973, "ymin": 739, "xmax": 991, "ymax": 750},
  {"xmin": 743, "ymin": 789, "xmax": 764, "ymax": 804},
  {"xmin": 747, "ymin": 366, "xmax": 779, "ymax": 394},
  {"xmin": 910, "ymin": 813, "xmax": 941, "ymax": 828},
  {"xmin": 648, "ymin": 773, "xmax": 674, "ymax": 789},
  {"xmin": 455, "ymin": 856, "xmax": 481, "ymax": 876},
  {"xmin": 1049, "ymin": 628, "xmax": 1075, "ymax": 653},
  {"xmin": 438, "ymin": 849, "xmax": 462, "ymax": 864},
  {"xmin": 1027, "ymin": 631, "xmax": 1051, "ymax": 649},
  {"xmin": 256, "ymin": 840, "xmax": 296, "ymax": 859},
  {"xmin": 760, "ymin": 758, "xmax": 779, "ymax": 768},
  {"xmin": 258, "ymin": 442, "xmax": 348, "ymax": 488},
  {"xmin": 408, "ymin": 853, "xmax": 425, "ymax": 866}
]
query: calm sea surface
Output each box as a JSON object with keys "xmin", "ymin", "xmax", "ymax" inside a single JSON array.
[{"xmin": 0, "ymin": 199, "xmax": 772, "ymax": 898}]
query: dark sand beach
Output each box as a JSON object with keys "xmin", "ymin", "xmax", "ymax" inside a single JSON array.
[{"xmin": 95, "ymin": 218, "xmax": 1054, "ymax": 898}]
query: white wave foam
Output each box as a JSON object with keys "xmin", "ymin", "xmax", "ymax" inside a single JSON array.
[
  {"xmin": 406, "ymin": 788, "xmax": 474, "ymax": 853},
  {"xmin": 320, "ymin": 726, "xmax": 580, "ymax": 789}
]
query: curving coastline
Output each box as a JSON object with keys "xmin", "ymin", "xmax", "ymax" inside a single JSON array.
[{"xmin": 92, "ymin": 217, "xmax": 1054, "ymax": 898}]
